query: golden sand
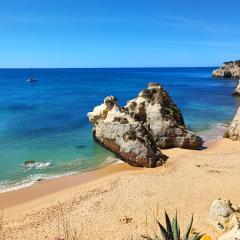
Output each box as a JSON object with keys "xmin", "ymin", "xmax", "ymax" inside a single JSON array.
[{"xmin": 1, "ymin": 138, "xmax": 240, "ymax": 240}]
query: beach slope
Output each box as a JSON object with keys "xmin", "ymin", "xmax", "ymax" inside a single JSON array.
[{"xmin": 1, "ymin": 138, "xmax": 240, "ymax": 240}]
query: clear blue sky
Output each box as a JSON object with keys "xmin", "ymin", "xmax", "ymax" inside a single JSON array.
[{"xmin": 1, "ymin": 0, "xmax": 240, "ymax": 68}]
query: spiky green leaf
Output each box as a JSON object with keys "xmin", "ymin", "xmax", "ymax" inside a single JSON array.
[
  {"xmin": 164, "ymin": 211, "xmax": 174, "ymax": 240},
  {"xmin": 172, "ymin": 213, "xmax": 180, "ymax": 240},
  {"xmin": 191, "ymin": 233, "xmax": 205, "ymax": 240},
  {"xmin": 183, "ymin": 214, "xmax": 193, "ymax": 240},
  {"xmin": 157, "ymin": 221, "xmax": 168, "ymax": 240}
]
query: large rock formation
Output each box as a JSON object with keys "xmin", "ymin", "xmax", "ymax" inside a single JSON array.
[
  {"xmin": 232, "ymin": 80, "xmax": 240, "ymax": 96},
  {"xmin": 212, "ymin": 60, "xmax": 240, "ymax": 78},
  {"xmin": 224, "ymin": 106, "xmax": 240, "ymax": 140},
  {"xmin": 125, "ymin": 83, "xmax": 203, "ymax": 149},
  {"xmin": 88, "ymin": 83, "xmax": 203, "ymax": 167},
  {"xmin": 88, "ymin": 95, "xmax": 168, "ymax": 167}
]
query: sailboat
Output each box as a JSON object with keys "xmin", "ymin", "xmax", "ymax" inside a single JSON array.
[
  {"xmin": 27, "ymin": 77, "xmax": 38, "ymax": 83},
  {"xmin": 27, "ymin": 66, "xmax": 38, "ymax": 83}
]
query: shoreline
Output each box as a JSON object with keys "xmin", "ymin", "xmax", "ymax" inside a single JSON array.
[
  {"xmin": 0, "ymin": 123, "xmax": 228, "ymax": 195},
  {"xmin": 0, "ymin": 134, "xmax": 225, "ymax": 211},
  {"xmin": 0, "ymin": 160, "xmax": 137, "ymax": 211},
  {"xmin": 1, "ymin": 137, "xmax": 240, "ymax": 239}
]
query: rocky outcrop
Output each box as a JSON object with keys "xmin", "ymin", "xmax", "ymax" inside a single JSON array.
[
  {"xmin": 87, "ymin": 83, "xmax": 203, "ymax": 167},
  {"xmin": 212, "ymin": 60, "xmax": 240, "ymax": 78},
  {"xmin": 209, "ymin": 199, "xmax": 240, "ymax": 240},
  {"xmin": 209, "ymin": 199, "xmax": 240, "ymax": 232},
  {"xmin": 124, "ymin": 83, "xmax": 203, "ymax": 149},
  {"xmin": 232, "ymin": 80, "xmax": 240, "ymax": 96},
  {"xmin": 224, "ymin": 106, "xmax": 240, "ymax": 140},
  {"xmin": 218, "ymin": 225, "xmax": 240, "ymax": 240},
  {"xmin": 88, "ymin": 95, "xmax": 168, "ymax": 167}
]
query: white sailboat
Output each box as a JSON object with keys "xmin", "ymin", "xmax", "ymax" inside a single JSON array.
[{"xmin": 27, "ymin": 66, "xmax": 38, "ymax": 83}]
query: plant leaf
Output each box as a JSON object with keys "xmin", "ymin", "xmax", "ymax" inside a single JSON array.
[
  {"xmin": 164, "ymin": 210, "xmax": 173, "ymax": 240},
  {"xmin": 172, "ymin": 212, "xmax": 179, "ymax": 240},
  {"xmin": 192, "ymin": 233, "xmax": 205, "ymax": 240},
  {"xmin": 158, "ymin": 221, "xmax": 168, "ymax": 240},
  {"xmin": 141, "ymin": 235, "xmax": 155, "ymax": 240},
  {"xmin": 183, "ymin": 214, "xmax": 193, "ymax": 240}
]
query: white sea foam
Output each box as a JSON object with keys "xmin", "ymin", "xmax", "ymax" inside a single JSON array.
[
  {"xmin": 105, "ymin": 156, "xmax": 121, "ymax": 164},
  {"xmin": 198, "ymin": 122, "xmax": 229, "ymax": 143},
  {"xmin": 0, "ymin": 156, "xmax": 117, "ymax": 193},
  {"xmin": 0, "ymin": 171, "xmax": 78, "ymax": 193},
  {"xmin": 0, "ymin": 174, "xmax": 47, "ymax": 193},
  {"xmin": 21, "ymin": 161, "xmax": 52, "ymax": 170}
]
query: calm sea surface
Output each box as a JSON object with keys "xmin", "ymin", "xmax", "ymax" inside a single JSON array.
[{"xmin": 0, "ymin": 68, "xmax": 239, "ymax": 192}]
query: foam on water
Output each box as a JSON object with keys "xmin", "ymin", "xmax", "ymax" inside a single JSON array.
[
  {"xmin": 0, "ymin": 156, "xmax": 119, "ymax": 193},
  {"xmin": 198, "ymin": 123, "xmax": 229, "ymax": 143},
  {"xmin": 21, "ymin": 161, "xmax": 52, "ymax": 170},
  {"xmin": 0, "ymin": 174, "xmax": 48, "ymax": 193}
]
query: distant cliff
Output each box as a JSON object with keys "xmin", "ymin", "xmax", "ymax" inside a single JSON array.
[{"xmin": 212, "ymin": 60, "xmax": 240, "ymax": 78}]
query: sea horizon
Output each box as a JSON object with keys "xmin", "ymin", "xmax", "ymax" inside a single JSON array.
[{"xmin": 0, "ymin": 66, "xmax": 219, "ymax": 69}]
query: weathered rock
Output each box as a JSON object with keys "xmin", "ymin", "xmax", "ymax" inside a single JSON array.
[
  {"xmin": 209, "ymin": 199, "xmax": 235, "ymax": 231},
  {"xmin": 24, "ymin": 160, "xmax": 35, "ymax": 165},
  {"xmin": 232, "ymin": 80, "xmax": 240, "ymax": 96},
  {"xmin": 218, "ymin": 225, "xmax": 240, "ymax": 240},
  {"xmin": 224, "ymin": 106, "xmax": 240, "ymax": 140},
  {"xmin": 125, "ymin": 83, "xmax": 203, "ymax": 149},
  {"xmin": 88, "ymin": 95, "xmax": 168, "ymax": 167},
  {"xmin": 88, "ymin": 83, "xmax": 203, "ymax": 167},
  {"xmin": 213, "ymin": 60, "xmax": 240, "ymax": 78},
  {"xmin": 209, "ymin": 199, "xmax": 240, "ymax": 232}
]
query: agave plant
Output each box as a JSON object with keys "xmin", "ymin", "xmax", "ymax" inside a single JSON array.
[{"xmin": 141, "ymin": 211, "xmax": 205, "ymax": 240}]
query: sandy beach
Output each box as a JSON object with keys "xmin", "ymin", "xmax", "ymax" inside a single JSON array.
[{"xmin": 0, "ymin": 138, "xmax": 240, "ymax": 240}]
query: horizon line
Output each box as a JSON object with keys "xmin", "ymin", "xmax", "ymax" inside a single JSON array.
[{"xmin": 0, "ymin": 66, "xmax": 218, "ymax": 69}]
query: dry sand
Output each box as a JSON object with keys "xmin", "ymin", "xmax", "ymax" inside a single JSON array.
[{"xmin": 1, "ymin": 138, "xmax": 240, "ymax": 240}]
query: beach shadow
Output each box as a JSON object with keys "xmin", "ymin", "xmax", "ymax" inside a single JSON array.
[{"xmin": 199, "ymin": 145, "xmax": 208, "ymax": 150}]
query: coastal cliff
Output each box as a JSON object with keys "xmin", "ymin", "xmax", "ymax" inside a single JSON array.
[
  {"xmin": 232, "ymin": 80, "xmax": 240, "ymax": 96},
  {"xmin": 212, "ymin": 60, "xmax": 240, "ymax": 78},
  {"xmin": 224, "ymin": 106, "xmax": 240, "ymax": 140},
  {"xmin": 88, "ymin": 83, "xmax": 202, "ymax": 167}
]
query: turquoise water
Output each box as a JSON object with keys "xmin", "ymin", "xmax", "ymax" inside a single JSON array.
[{"xmin": 0, "ymin": 68, "xmax": 239, "ymax": 192}]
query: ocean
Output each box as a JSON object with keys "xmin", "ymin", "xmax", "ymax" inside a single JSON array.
[{"xmin": 0, "ymin": 67, "xmax": 239, "ymax": 192}]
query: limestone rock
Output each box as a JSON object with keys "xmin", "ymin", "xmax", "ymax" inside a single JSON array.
[
  {"xmin": 88, "ymin": 83, "xmax": 203, "ymax": 167},
  {"xmin": 209, "ymin": 199, "xmax": 240, "ymax": 232},
  {"xmin": 224, "ymin": 107, "xmax": 240, "ymax": 140},
  {"xmin": 88, "ymin": 96, "xmax": 168, "ymax": 167},
  {"xmin": 232, "ymin": 80, "xmax": 240, "ymax": 96},
  {"xmin": 125, "ymin": 83, "xmax": 203, "ymax": 149},
  {"xmin": 213, "ymin": 60, "xmax": 240, "ymax": 78},
  {"xmin": 218, "ymin": 225, "xmax": 240, "ymax": 240}
]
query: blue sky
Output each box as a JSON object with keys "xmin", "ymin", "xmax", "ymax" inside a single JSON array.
[{"xmin": 1, "ymin": 0, "xmax": 240, "ymax": 68}]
